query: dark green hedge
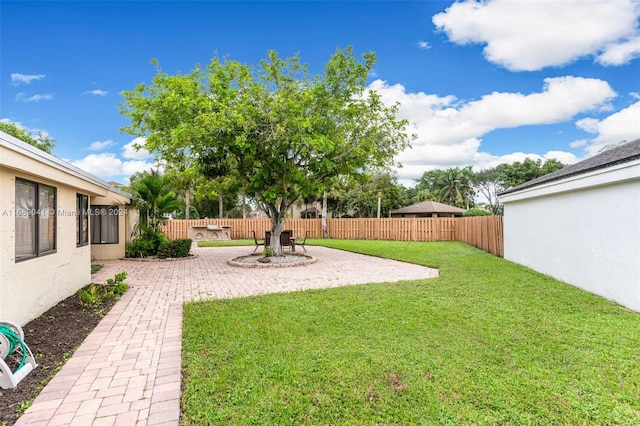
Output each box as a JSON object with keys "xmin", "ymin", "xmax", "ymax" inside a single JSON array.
[{"xmin": 158, "ymin": 238, "xmax": 193, "ymax": 259}]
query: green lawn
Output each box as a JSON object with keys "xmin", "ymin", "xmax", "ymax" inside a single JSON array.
[{"xmin": 182, "ymin": 240, "xmax": 640, "ymax": 425}]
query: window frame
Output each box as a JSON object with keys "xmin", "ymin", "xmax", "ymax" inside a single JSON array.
[
  {"xmin": 77, "ymin": 193, "xmax": 89, "ymax": 247},
  {"xmin": 15, "ymin": 177, "xmax": 57, "ymax": 262},
  {"xmin": 90, "ymin": 205, "xmax": 120, "ymax": 245}
]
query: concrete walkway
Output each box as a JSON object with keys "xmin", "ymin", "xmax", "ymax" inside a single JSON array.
[{"xmin": 16, "ymin": 245, "xmax": 438, "ymax": 426}]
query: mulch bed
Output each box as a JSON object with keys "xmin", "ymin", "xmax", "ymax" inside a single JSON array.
[{"xmin": 0, "ymin": 289, "xmax": 118, "ymax": 426}]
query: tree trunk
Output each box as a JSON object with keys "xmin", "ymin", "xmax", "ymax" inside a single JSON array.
[
  {"xmin": 267, "ymin": 201, "xmax": 288, "ymax": 256},
  {"xmin": 185, "ymin": 187, "xmax": 191, "ymax": 220},
  {"xmin": 218, "ymin": 192, "xmax": 223, "ymax": 219},
  {"xmin": 322, "ymin": 191, "xmax": 329, "ymax": 239},
  {"xmin": 242, "ymin": 194, "xmax": 246, "ymax": 219}
]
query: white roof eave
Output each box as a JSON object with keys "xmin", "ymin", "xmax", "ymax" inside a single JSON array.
[{"xmin": 0, "ymin": 130, "xmax": 132, "ymax": 199}]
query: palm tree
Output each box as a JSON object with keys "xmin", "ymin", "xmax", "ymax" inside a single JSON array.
[
  {"xmin": 437, "ymin": 167, "xmax": 473, "ymax": 208},
  {"xmin": 128, "ymin": 169, "xmax": 183, "ymax": 240}
]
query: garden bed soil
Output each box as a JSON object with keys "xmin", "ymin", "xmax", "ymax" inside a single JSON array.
[{"xmin": 0, "ymin": 289, "xmax": 118, "ymax": 426}]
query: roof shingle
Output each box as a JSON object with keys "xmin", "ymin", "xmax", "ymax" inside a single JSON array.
[{"xmin": 391, "ymin": 200, "xmax": 465, "ymax": 214}]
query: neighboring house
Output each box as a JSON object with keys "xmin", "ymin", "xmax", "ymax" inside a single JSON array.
[
  {"xmin": 0, "ymin": 130, "xmax": 135, "ymax": 325},
  {"xmin": 289, "ymin": 200, "xmax": 335, "ymax": 219},
  {"xmin": 390, "ymin": 200, "xmax": 465, "ymax": 218},
  {"xmin": 499, "ymin": 138, "xmax": 640, "ymax": 312}
]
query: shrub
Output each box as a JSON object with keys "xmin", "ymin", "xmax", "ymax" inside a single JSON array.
[
  {"xmin": 78, "ymin": 284, "xmax": 101, "ymax": 307},
  {"xmin": 126, "ymin": 239, "xmax": 156, "ymax": 258},
  {"xmin": 78, "ymin": 272, "xmax": 129, "ymax": 308},
  {"xmin": 262, "ymin": 247, "xmax": 274, "ymax": 257},
  {"xmin": 462, "ymin": 208, "xmax": 492, "ymax": 217},
  {"xmin": 158, "ymin": 238, "xmax": 193, "ymax": 259},
  {"xmin": 126, "ymin": 225, "xmax": 170, "ymax": 258}
]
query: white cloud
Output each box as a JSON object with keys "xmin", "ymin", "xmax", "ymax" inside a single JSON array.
[
  {"xmin": 71, "ymin": 153, "xmax": 124, "ymax": 177},
  {"xmin": 432, "ymin": 0, "xmax": 640, "ymax": 71},
  {"xmin": 574, "ymin": 101, "xmax": 640, "ymax": 155},
  {"xmin": 88, "ymin": 139, "xmax": 115, "ymax": 150},
  {"xmin": 597, "ymin": 36, "xmax": 640, "ymax": 66},
  {"xmin": 371, "ymin": 75, "xmax": 614, "ymax": 154},
  {"xmin": 83, "ymin": 89, "xmax": 108, "ymax": 96},
  {"xmin": 366, "ymin": 76, "xmax": 617, "ymax": 186},
  {"xmin": 122, "ymin": 160, "xmax": 155, "ymax": 176},
  {"xmin": 70, "ymin": 137, "xmax": 155, "ymax": 181},
  {"xmin": 417, "ymin": 41, "xmax": 431, "ymax": 49},
  {"xmin": 11, "ymin": 73, "xmax": 45, "ymax": 85},
  {"xmin": 122, "ymin": 137, "xmax": 152, "ymax": 160},
  {"xmin": 569, "ymin": 139, "xmax": 588, "ymax": 148},
  {"xmin": 15, "ymin": 92, "xmax": 53, "ymax": 103},
  {"xmin": 71, "ymin": 152, "xmax": 154, "ymax": 178}
]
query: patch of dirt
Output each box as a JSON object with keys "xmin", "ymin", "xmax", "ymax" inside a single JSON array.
[{"xmin": 0, "ymin": 289, "xmax": 119, "ymax": 426}]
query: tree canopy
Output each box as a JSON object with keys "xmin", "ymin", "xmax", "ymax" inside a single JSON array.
[
  {"xmin": 0, "ymin": 121, "xmax": 56, "ymax": 153},
  {"xmin": 120, "ymin": 47, "xmax": 413, "ymax": 254}
]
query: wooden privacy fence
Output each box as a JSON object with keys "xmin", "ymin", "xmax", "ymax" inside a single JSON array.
[{"xmin": 161, "ymin": 216, "xmax": 504, "ymax": 257}]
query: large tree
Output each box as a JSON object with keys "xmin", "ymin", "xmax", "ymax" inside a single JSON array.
[
  {"xmin": 120, "ymin": 48, "xmax": 412, "ymax": 255},
  {"xmin": 414, "ymin": 167, "xmax": 474, "ymax": 209},
  {"xmin": 473, "ymin": 167, "xmax": 504, "ymax": 214},
  {"xmin": 436, "ymin": 166, "xmax": 474, "ymax": 208},
  {"xmin": 0, "ymin": 121, "xmax": 56, "ymax": 153},
  {"xmin": 474, "ymin": 159, "xmax": 566, "ymax": 214},
  {"xmin": 345, "ymin": 170, "xmax": 409, "ymax": 218},
  {"xmin": 497, "ymin": 158, "xmax": 565, "ymax": 188}
]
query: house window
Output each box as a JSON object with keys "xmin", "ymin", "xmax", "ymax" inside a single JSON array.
[
  {"xmin": 15, "ymin": 178, "xmax": 57, "ymax": 261},
  {"xmin": 77, "ymin": 194, "xmax": 89, "ymax": 247},
  {"xmin": 90, "ymin": 206, "xmax": 119, "ymax": 244}
]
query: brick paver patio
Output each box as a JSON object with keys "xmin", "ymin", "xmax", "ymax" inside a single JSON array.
[{"xmin": 16, "ymin": 245, "xmax": 437, "ymax": 425}]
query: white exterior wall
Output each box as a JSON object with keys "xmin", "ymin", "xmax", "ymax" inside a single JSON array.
[
  {"xmin": 501, "ymin": 160, "xmax": 640, "ymax": 312},
  {"xmin": 90, "ymin": 195, "xmax": 137, "ymax": 261},
  {"xmin": 0, "ymin": 171, "xmax": 92, "ymax": 325},
  {"xmin": 1, "ymin": 130, "xmax": 132, "ymax": 325}
]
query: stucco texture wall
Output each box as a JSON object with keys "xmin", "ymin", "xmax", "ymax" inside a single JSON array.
[
  {"xmin": 0, "ymin": 170, "xmax": 92, "ymax": 325},
  {"xmin": 503, "ymin": 178, "xmax": 640, "ymax": 312},
  {"xmin": 90, "ymin": 194, "xmax": 136, "ymax": 261}
]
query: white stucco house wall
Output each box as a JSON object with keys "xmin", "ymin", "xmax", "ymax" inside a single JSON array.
[
  {"xmin": 499, "ymin": 138, "xmax": 640, "ymax": 312},
  {"xmin": 0, "ymin": 130, "xmax": 134, "ymax": 325}
]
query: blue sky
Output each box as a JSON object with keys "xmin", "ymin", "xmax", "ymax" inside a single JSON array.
[{"xmin": 2, "ymin": 0, "xmax": 639, "ymax": 186}]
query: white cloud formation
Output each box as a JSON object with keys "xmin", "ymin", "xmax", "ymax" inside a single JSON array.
[
  {"xmin": 11, "ymin": 73, "xmax": 45, "ymax": 85},
  {"xmin": 122, "ymin": 160, "xmax": 156, "ymax": 176},
  {"xmin": 15, "ymin": 93, "xmax": 53, "ymax": 103},
  {"xmin": 83, "ymin": 89, "xmax": 108, "ymax": 96},
  {"xmin": 71, "ymin": 153, "xmax": 124, "ymax": 177},
  {"xmin": 367, "ymin": 76, "xmax": 617, "ymax": 186},
  {"xmin": 574, "ymin": 101, "xmax": 640, "ymax": 154},
  {"xmin": 417, "ymin": 41, "xmax": 431, "ymax": 49},
  {"xmin": 433, "ymin": 0, "xmax": 640, "ymax": 71},
  {"xmin": 88, "ymin": 139, "xmax": 115, "ymax": 150},
  {"xmin": 122, "ymin": 137, "xmax": 152, "ymax": 160},
  {"xmin": 569, "ymin": 139, "xmax": 588, "ymax": 148},
  {"xmin": 597, "ymin": 36, "xmax": 640, "ymax": 66},
  {"xmin": 71, "ymin": 152, "xmax": 154, "ymax": 178},
  {"xmin": 68, "ymin": 136, "xmax": 156, "ymax": 181}
]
